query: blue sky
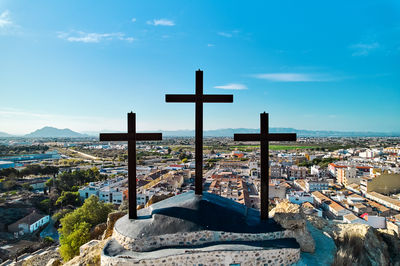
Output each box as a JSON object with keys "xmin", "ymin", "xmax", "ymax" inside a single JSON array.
[{"xmin": 1, "ymin": 0, "xmax": 399, "ymax": 134}]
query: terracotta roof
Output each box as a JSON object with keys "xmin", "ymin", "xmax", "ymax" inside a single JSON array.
[
  {"xmin": 368, "ymin": 192, "xmax": 400, "ymax": 208},
  {"xmin": 344, "ymin": 213, "xmax": 359, "ymax": 222}
]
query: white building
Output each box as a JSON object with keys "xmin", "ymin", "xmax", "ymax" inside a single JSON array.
[
  {"xmin": 8, "ymin": 211, "xmax": 50, "ymax": 234},
  {"xmin": 286, "ymin": 191, "xmax": 314, "ymax": 205},
  {"xmin": 305, "ymin": 180, "xmax": 329, "ymax": 192},
  {"xmin": 79, "ymin": 177, "xmax": 127, "ymax": 205},
  {"xmin": 310, "ymin": 165, "xmax": 321, "ymax": 177}
]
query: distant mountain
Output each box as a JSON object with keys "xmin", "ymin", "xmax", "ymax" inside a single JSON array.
[
  {"xmin": 24, "ymin": 127, "xmax": 89, "ymax": 138},
  {"xmin": 0, "ymin": 131, "xmax": 14, "ymax": 137},
  {"xmin": 1, "ymin": 127, "xmax": 398, "ymax": 139}
]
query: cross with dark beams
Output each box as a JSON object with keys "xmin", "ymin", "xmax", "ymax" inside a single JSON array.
[
  {"xmin": 234, "ymin": 112, "xmax": 296, "ymax": 220},
  {"xmin": 166, "ymin": 70, "xmax": 233, "ymax": 195},
  {"xmin": 99, "ymin": 112, "xmax": 162, "ymax": 219}
]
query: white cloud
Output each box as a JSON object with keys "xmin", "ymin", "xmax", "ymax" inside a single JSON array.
[
  {"xmin": 58, "ymin": 31, "xmax": 134, "ymax": 43},
  {"xmin": 0, "ymin": 10, "xmax": 12, "ymax": 28},
  {"xmin": 131, "ymin": 18, "xmax": 137, "ymax": 23},
  {"xmin": 252, "ymin": 73, "xmax": 335, "ymax": 82},
  {"xmin": 214, "ymin": 83, "xmax": 247, "ymax": 90},
  {"xmin": 218, "ymin": 32, "xmax": 232, "ymax": 38},
  {"xmin": 147, "ymin": 19, "xmax": 175, "ymax": 26},
  {"xmin": 350, "ymin": 42, "xmax": 379, "ymax": 56}
]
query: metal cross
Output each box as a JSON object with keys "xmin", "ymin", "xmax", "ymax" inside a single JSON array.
[
  {"xmin": 234, "ymin": 112, "xmax": 296, "ymax": 220},
  {"xmin": 166, "ymin": 70, "xmax": 233, "ymax": 195},
  {"xmin": 99, "ymin": 112, "xmax": 162, "ymax": 219}
]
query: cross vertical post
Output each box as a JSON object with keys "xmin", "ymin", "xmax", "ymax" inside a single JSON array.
[
  {"xmin": 166, "ymin": 70, "xmax": 233, "ymax": 195},
  {"xmin": 100, "ymin": 112, "xmax": 162, "ymax": 219},
  {"xmin": 260, "ymin": 113, "xmax": 269, "ymax": 220},
  {"xmin": 127, "ymin": 113, "xmax": 137, "ymax": 219},
  {"xmin": 195, "ymin": 70, "xmax": 203, "ymax": 195},
  {"xmin": 234, "ymin": 112, "xmax": 296, "ymax": 220}
]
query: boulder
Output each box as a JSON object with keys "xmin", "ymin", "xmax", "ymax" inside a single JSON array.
[
  {"xmin": 90, "ymin": 222, "xmax": 107, "ymax": 240},
  {"xmin": 45, "ymin": 258, "xmax": 62, "ymax": 266},
  {"xmin": 305, "ymin": 214, "xmax": 398, "ymax": 266},
  {"xmin": 270, "ymin": 200, "xmax": 315, "ymax": 253},
  {"xmin": 79, "ymin": 240, "xmax": 100, "ymax": 255},
  {"xmin": 102, "ymin": 211, "xmax": 126, "ymax": 240},
  {"xmin": 331, "ymin": 223, "xmax": 390, "ymax": 266},
  {"xmin": 64, "ymin": 239, "xmax": 107, "ymax": 266},
  {"xmin": 144, "ymin": 193, "xmax": 174, "ymax": 208}
]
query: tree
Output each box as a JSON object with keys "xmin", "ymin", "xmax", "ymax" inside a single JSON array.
[
  {"xmin": 2, "ymin": 180, "xmax": 16, "ymax": 190},
  {"xmin": 59, "ymin": 222, "xmax": 91, "ymax": 261},
  {"xmin": 58, "ymin": 195, "xmax": 113, "ymax": 261},
  {"xmin": 56, "ymin": 191, "xmax": 81, "ymax": 208},
  {"xmin": 38, "ymin": 199, "xmax": 51, "ymax": 214},
  {"xmin": 22, "ymin": 183, "xmax": 34, "ymax": 191}
]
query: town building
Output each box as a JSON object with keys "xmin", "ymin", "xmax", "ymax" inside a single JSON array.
[
  {"xmin": 305, "ymin": 180, "xmax": 329, "ymax": 192},
  {"xmin": 365, "ymin": 191, "xmax": 400, "ymax": 211},
  {"xmin": 288, "ymin": 165, "xmax": 308, "ymax": 179},
  {"xmin": 312, "ymin": 191, "xmax": 352, "ymax": 219},
  {"xmin": 8, "ymin": 211, "xmax": 50, "ymax": 235},
  {"xmin": 79, "ymin": 177, "xmax": 127, "ymax": 205},
  {"xmin": 360, "ymin": 174, "xmax": 400, "ymax": 195},
  {"xmin": 286, "ymin": 191, "xmax": 314, "ymax": 205},
  {"xmin": 0, "ymin": 161, "xmax": 15, "ymax": 169}
]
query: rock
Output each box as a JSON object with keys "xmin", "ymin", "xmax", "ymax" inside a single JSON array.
[
  {"xmin": 102, "ymin": 211, "xmax": 126, "ymax": 240},
  {"xmin": 45, "ymin": 258, "xmax": 61, "ymax": 266},
  {"xmin": 304, "ymin": 214, "xmax": 397, "ymax": 266},
  {"xmin": 270, "ymin": 200, "xmax": 315, "ymax": 253},
  {"xmin": 80, "ymin": 240, "xmax": 100, "ymax": 255},
  {"xmin": 331, "ymin": 223, "xmax": 390, "ymax": 266},
  {"xmin": 90, "ymin": 222, "xmax": 107, "ymax": 240},
  {"xmin": 144, "ymin": 193, "xmax": 174, "ymax": 208},
  {"xmin": 18, "ymin": 247, "xmax": 61, "ymax": 266},
  {"xmin": 377, "ymin": 229, "xmax": 400, "ymax": 265},
  {"xmin": 64, "ymin": 239, "xmax": 107, "ymax": 266}
]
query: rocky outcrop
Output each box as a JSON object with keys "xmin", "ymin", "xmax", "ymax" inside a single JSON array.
[
  {"xmin": 64, "ymin": 239, "xmax": 107, "ymax": 266},
  {"xmin": 331, "ymin": 223, "xmax": 390, "ymax": 266},
  {"xmin": 144, "ymin": 193, "xmax": 174, "ymax": 208},
  {"xmin": 304, "ymin": 212, "xmax": 400, "ymax": 266},
  {"xmin": 18, "ymin": 246, "xmax": 60, "ymax": 266},
  {"xmin": 101, "ymin": 211, "xmax": 126, "ymax": 240},
  {"xmin": 90, "ymin": 222, "xmax": 107, "ymax": 240},
  {"xmin": 270, "ymin": 200, "xmax": 315, "ymax": 253},
  {"xmin": 45, "ymin": 258, "xmax": 62, "ymax": 266}
]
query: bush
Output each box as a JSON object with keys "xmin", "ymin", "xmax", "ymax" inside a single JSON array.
[
  {"xmin": 59, "ymin": 222, "xmax": 91, "ymax": 261},
  {"xmin": 43, "ymin": 236, "xmax": 55, "ymax": 245},
  {"xmin": 59, "ymin": 195, "xmax": 113, "ymax": 261},
  {"xmin": 56, "ymin": 191, "xmax": 81, "ymax": 208},
  {"xmin": 38, "ymin": 199, "xmax": 51, "ymax": 213}
]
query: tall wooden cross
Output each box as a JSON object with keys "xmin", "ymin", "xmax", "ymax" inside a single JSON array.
[
  {"xmin": 234, "ymin": 112, "xmax": 296, "ymax": 220},
  {"xmin": 166, "ymin": 70, "xmax": 233, "ymax": 195},
  {"xmin": 99, "ymin": 112, "xmax": 162, "ymax": 219}
]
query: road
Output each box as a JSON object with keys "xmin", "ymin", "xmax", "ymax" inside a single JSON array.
[{"xmin": 67, "ymin": 149, "xmax": 99, "ymax": 160}]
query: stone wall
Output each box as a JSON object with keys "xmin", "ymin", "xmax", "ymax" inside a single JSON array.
[
  {"xmin": 113, "ymin": 228, "xmax": 290, "ymax": 252},
  {"xmin": 101, "ymin": 246, "xmax": 300, "ymax": 266}
]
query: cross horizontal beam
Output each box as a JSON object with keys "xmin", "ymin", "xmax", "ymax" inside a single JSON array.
[
  {"xmin": 234, "ymin": 133, "xmax": 297, "ymax": 142},
  {"xmin": 165, "ymin": 94, "xmax": 233, "ymax": 103},
  {"xmin": 100, "ymin": 133, "xmax": 162, "ymax": 141}
]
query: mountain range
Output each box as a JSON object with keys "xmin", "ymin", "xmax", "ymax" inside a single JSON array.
[
  {"xmin": 0, "ymin": 126, "xmax": 399, "ymax": 138},
  {"xmin": 24, "ymin": 127, "xmax": 89, "ymax": 138}
]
